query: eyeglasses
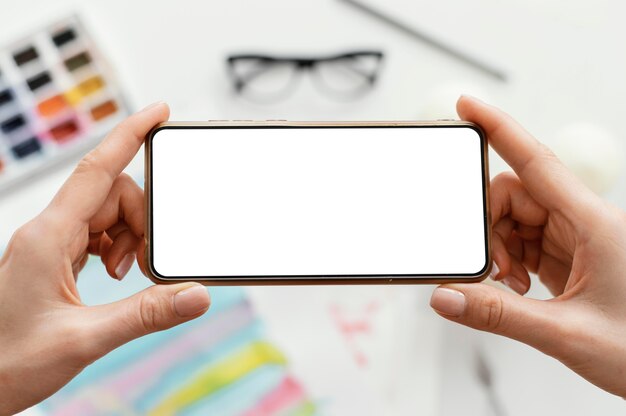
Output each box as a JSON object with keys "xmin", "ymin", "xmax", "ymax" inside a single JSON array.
[{"xmin": 226, "ymin": 50, "xmax": 384, "ymax": 103}]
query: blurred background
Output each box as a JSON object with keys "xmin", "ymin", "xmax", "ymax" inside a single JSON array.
[{"xmin": 1, "ymin": 0, "xmax": 625, "ymax": 415}]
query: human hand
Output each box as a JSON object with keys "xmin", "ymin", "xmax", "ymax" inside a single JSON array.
[
  {"xmin": 0, "ymin": 103, "xmax": 211, "ymax": 415},
  {"xmin": 430, "ymin": 96, "xmax": 626, "ymax": 398}
]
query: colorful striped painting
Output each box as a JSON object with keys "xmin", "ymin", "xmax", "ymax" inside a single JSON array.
[{"xmin": 39, "ymin": 258, "xmax": 316, "ymax": 416}]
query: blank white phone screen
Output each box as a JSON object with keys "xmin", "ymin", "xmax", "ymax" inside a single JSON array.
[{"xmin": 150, "ymin": 126, "xmax": 488, "ymax": 278}]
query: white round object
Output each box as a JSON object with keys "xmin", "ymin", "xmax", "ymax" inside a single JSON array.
[
  {"xmin": 552, "ymin": 123, "xmax": 624, "ymax": 194},
  {"xmin": 419, "ymin": 83, "xmax": 491, "ymax": 120}
]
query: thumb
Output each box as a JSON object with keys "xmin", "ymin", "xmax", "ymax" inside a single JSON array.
[
  {"xmin": 86, "ymin": 283, "xmax": 210, "ymax": 356},
  {"xmin": 430, "ymin": 283, "xmax": 566, "ymax": 355}
]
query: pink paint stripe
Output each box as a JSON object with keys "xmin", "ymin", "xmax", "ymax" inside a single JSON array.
[
  {"xmin": 50, "ymin": 400, "xmax": 95, "ymax": 416},
  {"xmin": 242, "ymin": 376, "xmax": 306, "ymax": 416}
]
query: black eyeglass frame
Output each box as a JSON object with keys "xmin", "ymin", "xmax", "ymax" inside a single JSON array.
[{"xmin": 226, "ymin": 50, "xmax": 384, "ymax": 96}]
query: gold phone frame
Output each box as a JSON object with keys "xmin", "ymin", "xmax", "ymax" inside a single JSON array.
[{"xmin": 144, "ymin": 120, "xmax": 491, "ymax": 286}]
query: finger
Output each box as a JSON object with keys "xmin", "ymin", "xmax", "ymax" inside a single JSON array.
[
  {"xmin": 430, "ymin": 283, "xmax": 569, "ymax": 357},
  {"xmin": 102, "ymin": 222, "xmax": 147, "ymax": 276},
  {"xmin": 489, "ymin": 171, "xmax": 550, "ymax": 293},
  {"xmin": 506, "ymin": 231, "xmax": 524, "ymax": 262},
  {"xmin": 509, "ymin": 233, "xmax": 570, "ymax": 295},
  {"xmin": 458, "ymin": 96, "xmax": 595, "ymax": 215},
  {"xmin": 491, "ymin": 217, "xmax": 514, "ymax": 280},
  {"xmin": 515, "ymin": 224, "xmax": 543, "ymax": 241},
  {"xmin": 97, "ymin": 232, "xmax": 113, "ymax": 266},
  {"xmin": 90, "ymin": 173, "xmax": 144, "ymax": 238},
  {"xmin": 87, "ymin": 232, "xmax": 105, "ymax": 255},
  {"xmin": 82, "ymin": 283, "xmax": 210, "ymax": 358},
  {"xmin": 48, "ymin": 102, "xmax": 168, "ymax": 225},
  {"xmin": 87, "ymin": 228, "xmax": 141, "ymax": 281},
  {"xmin": 519, "ymin": 237, "xmax": 542, "ymax": 271},
  {"xmin": 86, "ymin": 232, "xmax": 113, "ymax": 270},
  {"xmin": 501, "ymin": 256, "xmax": 531, "ymax": 295},
  {"xmin": 507, "ymin": 232, "xmax": 542, "ymax": 272},
  {"xmin": 105, "ymin": 221, "xmax": 130, "ymax": 240},
  {"xmin": 104, "ymin": 227, "xmax": 140, "ymax": 281},
  {"xmin": 492, "ymin": 227, "xmax": 531, "ymax": 295},
  {"xmin": 490, "ymin": 171, "xmax": 548, "ymax": 227}
]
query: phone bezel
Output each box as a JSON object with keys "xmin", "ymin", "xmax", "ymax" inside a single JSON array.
[{"xmin": 144, "ymin": 121, "xmax": 491, "ymax": 285}]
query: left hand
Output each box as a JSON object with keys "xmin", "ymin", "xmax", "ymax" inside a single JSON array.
[{"xmin": 0, "ymin": 102, "xmax": 211, "ymax": 415}]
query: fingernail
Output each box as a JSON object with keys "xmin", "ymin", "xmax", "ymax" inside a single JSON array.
[
  {"xmin": 174, "ymin": 285, "xmax": 210, "ymax": 317},
  {"xmin": 140, "ymin": 101, "xmax": 165, "ymax": 112},
  {"xmin": 460, "ymin": 94, "xmax": 482, "ymax": 103},
  {"xmin": 115, "ymin": 253, "xmax": 135, "ymax": 280},
  {"xmin": 489, "ymin": 262, "xmax": 501, "ymax": 281},
  {"xmin": 430, "ymin": 288, "xmax": 466, "ymax": 317},
  {"xmin": 502, "ymin": 276, "xmax": 527, "ymax": 295}
]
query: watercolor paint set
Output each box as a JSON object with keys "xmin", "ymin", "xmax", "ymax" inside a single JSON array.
[{"xmin": 0, "ymin": 15, "xmax": 129, "ymax": 194}]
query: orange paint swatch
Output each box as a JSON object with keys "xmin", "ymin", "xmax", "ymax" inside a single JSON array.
[
  {"xmin": 37, "ymin": 94, "xmax": 67, "ymax": 117},
  {"xmin": 90, "ymin": 99, "xmax": 117, "ymax": 121}
]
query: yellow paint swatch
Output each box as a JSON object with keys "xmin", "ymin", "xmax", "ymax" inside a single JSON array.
[
  {"xmin": 149, "ymin": 341, "xmax": 287, "ymax": 416},
  {"xmin": 65, "ymin": 75, "xmax": 105, "ymax": 105}
]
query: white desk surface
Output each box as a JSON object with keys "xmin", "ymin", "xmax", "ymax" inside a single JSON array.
[{"xmin": 2, "ymin": 1, "xmax": 626, "ymax": 415}]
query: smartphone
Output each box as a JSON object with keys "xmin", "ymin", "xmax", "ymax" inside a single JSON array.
[{"xmin": 145, "ymin": 121, "xmax": 491, "ymax": 285}]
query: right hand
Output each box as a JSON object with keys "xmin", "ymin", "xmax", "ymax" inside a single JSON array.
[{"xmin": 430, "ymin": 95, "xmax": 626, "ymax": 398}]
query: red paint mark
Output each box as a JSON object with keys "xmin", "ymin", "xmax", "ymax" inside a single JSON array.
[{"xmin": 329, "ymin": 301, "xmax": 379, "ymax": 367}]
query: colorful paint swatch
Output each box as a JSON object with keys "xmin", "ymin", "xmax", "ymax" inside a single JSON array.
[
  {"xmin": 13, "ymin": 46, "xmax": 39, "ymax": 66},
  {"xmin": 11, "ymin": 137, "xmax": 41, "ymax": 158},
  {"xmin": 50, "ymin": 119, "xmax": 79, "ymax": 142},
  {"xmin": 37, "ymin": 94, "xmax": 68, "ymax": 117},
  {"xmin": 0, "ymin": 114, "xmax": 25, "ymax": 133},
  {"xmin": 90, "ymin": 99, "xmax": 117, "ymax": 121},
  {"xmin": 65, "ymin": 75, "xmax": 105, "ymax": 104},
  {"xmin": 52, "ymin": 28, "xmax": 76, "ymax": 47},
  {"xmin": 0, "ymin": 89, "xmax": 13, "ymax": 107},
  {"xmin": 64, "ymin": 51, "xmax": 91, "ymax": 72},
  {"xmin": 0, "ymin": 15, "xmax": 129, "ymax": 193}
]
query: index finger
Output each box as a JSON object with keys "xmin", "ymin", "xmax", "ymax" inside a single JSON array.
[
  {"xmin": 457, "ymin": 95, "xmax": 594, "ymax": 215},
  {"xmin": 49, "ymin": 102, "xmax": 169, "ymax": 223}
]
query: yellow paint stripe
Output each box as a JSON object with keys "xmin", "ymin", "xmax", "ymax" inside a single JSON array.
[{"xmin": 149, "ymin": 341, "xmax": 287, "ymax": 415}]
